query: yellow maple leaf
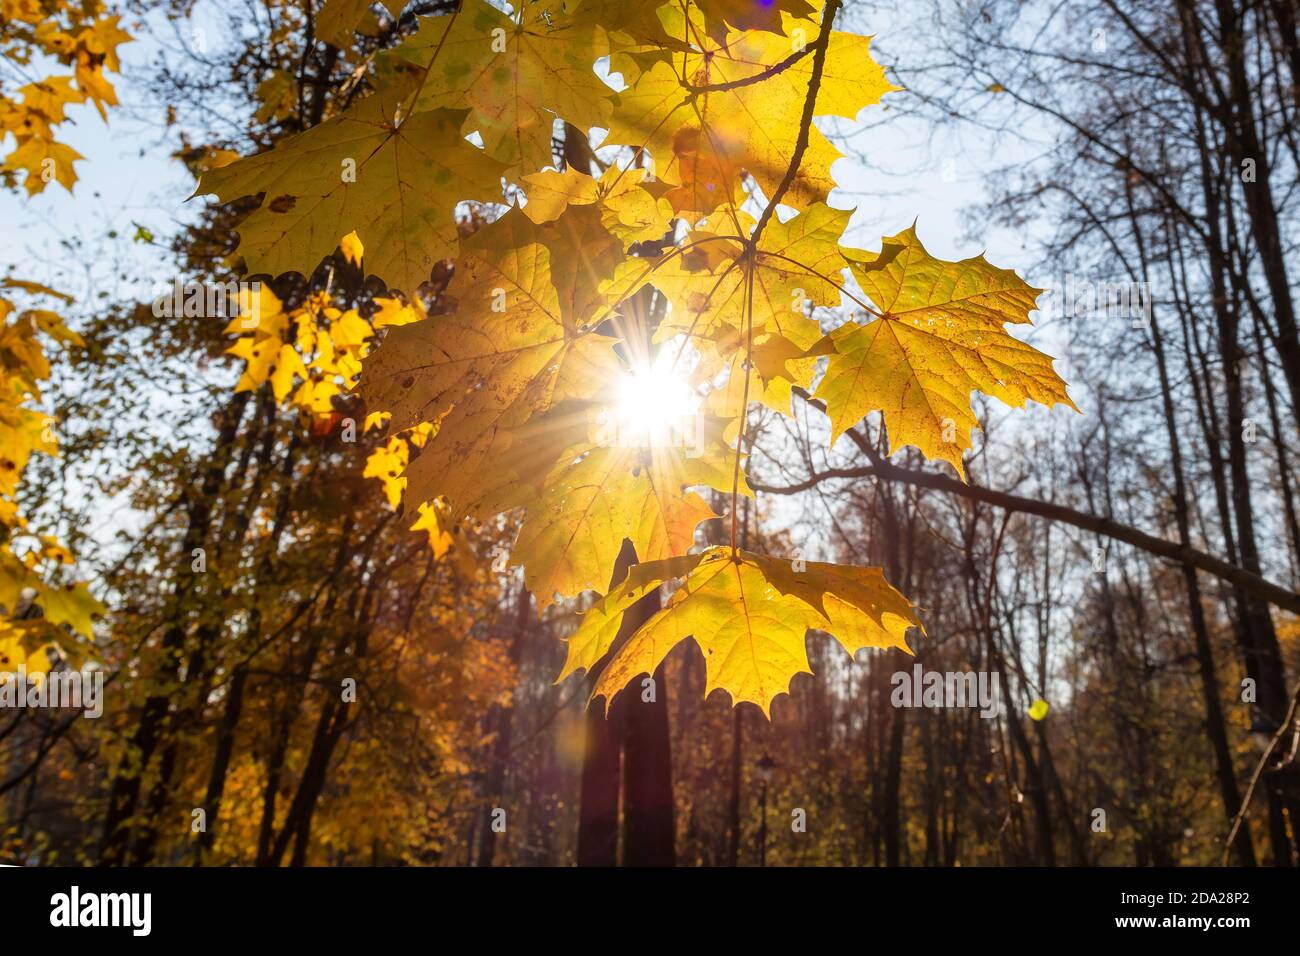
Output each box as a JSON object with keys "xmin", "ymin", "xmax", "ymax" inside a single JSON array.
[
  {"xmin": 33, "ymin": 578, "xmax": 105, "ymax": 639},
  {"xmin": 74, "ymin": 15, "xmax": 132, "ymax": 118},
  {"xmin": 520, "ymin": 164, "xmax": 670, "ymax": 243},
  {"xmin": 604, "ymin": 8, "xmax": 896, "ymax": 214},
  {"xmin": 364, "ymin": 434, "xmax": 412, "ymax": 508},
  {"xmin": 198, "ymin": 87, "xmax": 506, "ymax": 291},
  {"xmin": 513, "ymin": 444, "xmax": 718, "ymax": 609},
  {"xmin": 815, "ymin": 225, "xmax": 1077, "ymax": 477},
  {"xmin": 316, "ymin": 0, "xmax": 406, "ymax": 47},
  {"xmin": 361, "ymin": 208, "xmax": 623, "ymax": 518},
  {"xmin": 409, "ymin": 500, "xmax": 457, "ymax": 559},
  {"xmin": 602, "ymin": 203, "xmax": 850, "ymax": 388},
  {"xmin": 370, "ymin": 295, "xmax": 424, "ymax": 329},
  {"xmin": 562, "ymin": 546, "xmax": 920, "ymax": 715},
  {"xmin": 253, "ymin": 70, "xmax": 298, "ymax": 124},
  {"xmin": 0, "ymin": 620, "xmax": 51, "ymax": 675},
  {"xmin": 327, "ymin": 307, "xmax": 372, "ymax": 351},
  {"xmin": 0, "ymin": 279, "xmax": 72, "ymax": 303},
  {"xmin": 3, "ymin": 137, "xmax": 83, "ymax": 194},
  {"xmin": 0, "ymin": 545, "xmax": 102, "ymax": 653},
  {"xmin": 387, "ymin": 0, "xmax": 615, "ymax": 171},
  {"xmin": 693, "ymin": 0, "xmax": 818, "ymax": 39},
  {"xmin": 18, "ymin": 76, "xmax": 85, "ymax": 123}
]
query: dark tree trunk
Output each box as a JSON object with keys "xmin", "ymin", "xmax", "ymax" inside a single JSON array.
[
  {"xmin": 622, "ymin": 659, "xmax": 675, "ymax": 866},
  {"xmin": 726, "ymin": 705, "xmax": 743, "ymax": 866},
  {"xmin": 882, "ymin": 680, "xmax": 905, "ymax": 868},
  {"xmin": 576, "ymin": 695, "xmax": 624, "ymax": 866},
  {"xmin": 575, "ymin": 540, "xmax": 672, "ymax": 866},
  {"xmin": 477, "ymin": 584, "xmax": 533, "ymax": 867}
]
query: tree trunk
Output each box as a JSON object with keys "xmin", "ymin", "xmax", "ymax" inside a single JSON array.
[
  {"xmin": 575, "ymin": 540, "xmax": 672, "ymax": 866},
  {"xmin": 477, "ymin": 583, "xmax": 532, "ymax": 867},
  {"xmin": 622, "ymin": 658, "xmax": 675, "ymax": 865},
  {"xmin": 726, "ymin": 705, "xmax": 743, "ymax": 866}
]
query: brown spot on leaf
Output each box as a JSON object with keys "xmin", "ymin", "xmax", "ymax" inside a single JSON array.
[{"xmin": 267, "ymin": 194, "xmax": 297, "ymax": 213}]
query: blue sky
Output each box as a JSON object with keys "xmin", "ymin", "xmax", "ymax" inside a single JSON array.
[{"xmin": 0, "ymin": 8, "xmax": 196, "ymax": 305}]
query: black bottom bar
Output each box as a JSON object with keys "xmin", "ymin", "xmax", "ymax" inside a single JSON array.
[{"xmin": 2, "ymin": 865, "xmax": 1287, "ymax": 942}]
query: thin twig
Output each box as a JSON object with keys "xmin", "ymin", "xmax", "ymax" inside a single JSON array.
[{"xmin": 1221, "ymin": 679, "xmax": 1300, "ymax": 864}]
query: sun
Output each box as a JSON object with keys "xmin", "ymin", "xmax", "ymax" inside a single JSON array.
[{"xmin": 605, "ymin": 349, "xmax": 699, "ymax": 451}]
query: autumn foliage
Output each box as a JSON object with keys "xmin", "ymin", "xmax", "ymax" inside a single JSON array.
[
  {"xmin": 0, "ymin": 0, "xmax": 124, "ymax": 677},
  {"xmin": 200, "ymin": 0, "xmax": 1073, "ymax": 714},
  {"xmin": 4, "ymin": 0, "xmax": 1300, "ymax": 876}
]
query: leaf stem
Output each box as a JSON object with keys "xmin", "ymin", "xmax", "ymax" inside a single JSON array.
[
  {"xmin": 760, "ymin": 250, "xmax": 884, "ymax": 318},
  {"xmin": 748, "ymin": 0, "xmax": 843, "ymax": 247},
  {"xmin": 728, "ymin": 0, "xmax": 843, "ymax": 554},
  {"xmin": 686, "ymin": 46, "xmax": 814, "ymax": 95},
  {"xmin": 729, "ymin": 255, "xmax": 756, "ymax": 556}
]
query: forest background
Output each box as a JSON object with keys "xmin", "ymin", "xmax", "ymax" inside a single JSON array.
[{"xmin": 2, "ymin": 0, "xmax": 1298, "ymax": 867}]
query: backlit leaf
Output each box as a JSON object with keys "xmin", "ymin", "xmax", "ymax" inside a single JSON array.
[
  {"xmin": 563, "ymin": 546, "xmax": 920, "ymax": 714},
  {"xmin": 816, "ymin": 225, "xmax": 1076, "ymax": 477}
]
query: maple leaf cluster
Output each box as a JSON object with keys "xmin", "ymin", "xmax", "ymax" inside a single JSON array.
[
  {"xmin": 203, "ymin": 0, "xmax": 1075, "ymax": 714},
  {"xmin": 221, "ymin": 279, "xmax": 473, "ymax": 564},
  {"xmin": 0, "ymin": 279, "xmax": 105, "ymax": 673},
  {"xmin": 0, "ymin": 1, "xmax": 127, "ymax": 670},
  {"xmin": 0, "ymin": 0, "xmax": 131, "ymax": 194}
]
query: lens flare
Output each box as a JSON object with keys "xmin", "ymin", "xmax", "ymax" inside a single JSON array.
[{"xmin": 606, "ymin": 350, "xmax": 698, "ymax": 450}]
